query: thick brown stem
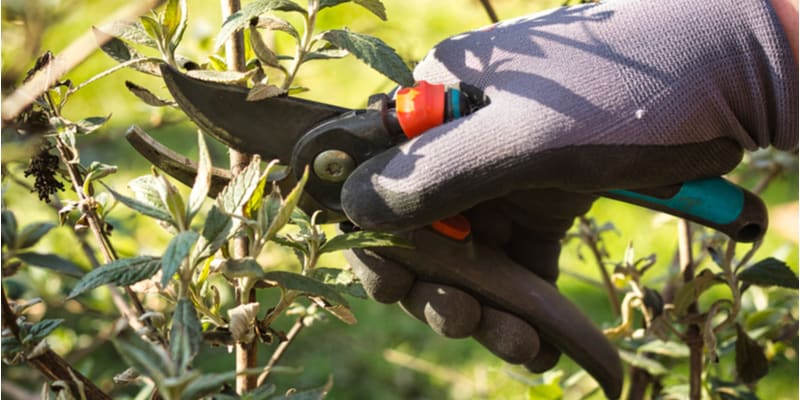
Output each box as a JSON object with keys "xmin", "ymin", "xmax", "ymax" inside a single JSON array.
[
  {"xmin": 2, "ymin": 289, "xmax": 111, "ymax": 400},
  {"xmin": 220, "ymin": 0, "xmax": 256, "ymax": 393},
  {"xmin": 678, "ymin": 220, "xmax": 703, "ymax": 400}
]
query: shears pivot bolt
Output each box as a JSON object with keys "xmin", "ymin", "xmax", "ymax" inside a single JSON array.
[{"xmin": 313, "ymin": 150, "xmax": 355, "ymax": 183}]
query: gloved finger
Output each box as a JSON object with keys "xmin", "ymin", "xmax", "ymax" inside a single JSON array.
[
  {"xmin": 399, "ymin": 281, "xmax": 481, "ymax": 338},
  {"xmin": 472, "ymin": 306, "xmax": 540, "ymax": 365},
  {"xmin": 343, "ymin": 248, "xmax": 414, "ymax": 304},
  {"xmin": 524, "ymin": 341, "xmax": 562, "ymax": 373}
]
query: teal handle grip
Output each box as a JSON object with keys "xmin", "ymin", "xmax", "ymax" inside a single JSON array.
[{"xmin": 604, "ymin": 177, "xmax": 768, "ymax": 242}]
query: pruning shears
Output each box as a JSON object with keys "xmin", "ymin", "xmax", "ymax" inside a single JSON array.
[
  {"xmin": 132, "ymin": 64, "xmax": 767, "ymax": 243},
  {"xmin": 124, "ymin": 64, "xmax": 769, "ymax": 399}
]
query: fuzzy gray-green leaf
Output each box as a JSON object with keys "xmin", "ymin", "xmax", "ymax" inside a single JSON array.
[
  {"xmin": 16, "ymin": 252, "xmax": 84, "ymax": 277},
  {"xmin": 2, "ymin": 210, "xmax": 17, "ymax": 247},
  {"xmin": 619, "ymin": 349, "xmax": 668, "ymax": 376},
  {"xmin": 673, "ymin": 269, "xmax": 721, "ymax": 316},
  {"xmin": 311, "ymin": 268, "xmax": 367, "ymax": 299},
  {"xmin": 221, "ymin": 257, "xmax": 264, "ymax": 279},
  {"xmin": 161, "ymin": 231, "xmax": 199, "ymax": 287},
  {"xmin": 161, "ymin": 0, "xmax": 188, "ymax": 52},
  {"xmin": 125, "ymin": 81, "xmax": 176, "ymax": 107},
  {"xmin": 319, "ymin": 0, "xmax": 387, "ymax": 20},
  {"xmin": 171, "ymin": 298, "xmax": 202, "ymax": 371},
  {"xmin": 194, "ymin": 205, "xmax": 234, "ymax": 261},
  {"xmin": 253, "ymin": 15, "xmax": 299, "ymax": 39},
  {"xmin": 107, "ymin": 20, "xmax": 158, "ymax": 48},
  {"xmin": 217, "ymin": 156, "xmax": 263, "ymax": 216},
  {"xmin": 738, "ymin": 257, "xmax": 798, "ymax": 289},
  {"xmin": 735, "ymin": 324, "xmax": 768, "ymax": 383},
  {"xmin": 214, "ymin": 0, "xmax": 307, "ymax": 51},
  {"xmin": 93, "ymin": 27, "xmax": 138, "ymax": 63},
  {"xmin": 263, "ymin": 270, "xmax": 348, "ymax": 307},
  {"xmin": 264, "ymin": 167, "xmax": 308, "ymax": 241},
  {"xmin": 113, "ymin": 326, "xmax": 174, "ymax": 385},
  {"xmin": 15, "ymin": 222, "xmax": 56, "ymax": 249},
  {"xmin": 319, "ymin": 231, "xmax": 412, "ymax": 254},
  {"xmin": 107, "ymin": 184, "xmax": 175, "ymax": 225},
  {"xmin": 24, "ymin": 319, "xmax": 64, "ymax": 343},
  {"xmin": 320, "ymin": 29, "xmax": 412, "ymax": 86},
  {"xmin": 187, "ymin": 132, "xmax": 212, "ymax": 224},
  {"xmin": 69, "ymin": 256, "xmax": 161, "ymax": 298}
]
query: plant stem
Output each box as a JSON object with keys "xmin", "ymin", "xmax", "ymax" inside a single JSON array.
[
  {"xmin": 220, "ymin": 0, "xmax": 257, "ymax": 393},
  {"xmin": 256, "ymin": 317, "xmax": 305, "ymax": 386},
  {"xmin": 53, "ymin": 136, "xmax": 161, "ymax": 341},
  {"xmin": 478, "ymin": 0, "xmax": 499, "ymax": 23},
  {"xmin": 2, "ymin": 288, "xmax": 111, "ymax": 400},
  {"xmin": 678, "ymin": 220, "xmax": 703, "ymax": 400},
  {"xmin": 579, "ymin": 217, "xmax": 621, "ymax": 317}
]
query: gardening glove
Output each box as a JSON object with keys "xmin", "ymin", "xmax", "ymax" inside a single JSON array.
[{"xmin": 340, "ymin": 0, "xmax": 797, "ymax": 397}]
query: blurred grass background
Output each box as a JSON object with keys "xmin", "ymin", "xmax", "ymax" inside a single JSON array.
[{"xmin": 2, "ymin": 0, "xmax": 797, "ymax": 399}]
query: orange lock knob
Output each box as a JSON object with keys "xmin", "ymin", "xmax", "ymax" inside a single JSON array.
[{"xmin": 395, "ymin": 81, "xmax": 446, "ymax": 139}]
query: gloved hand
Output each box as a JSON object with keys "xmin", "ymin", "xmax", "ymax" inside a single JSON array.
[{"xmin": 340, "ymin": 0, "xmax": 797, "ymax": 398}]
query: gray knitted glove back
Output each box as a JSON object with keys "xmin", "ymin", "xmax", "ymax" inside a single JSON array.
[{"xmin": 342, "ymin": 0, "xmax": 797, "ymax": 232}]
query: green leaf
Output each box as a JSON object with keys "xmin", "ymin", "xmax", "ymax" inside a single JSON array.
[
  {"xmin": 187, "ymin": 132, "xmax": 212, "ymax": 225},
  {"xmin": 140, "ymin": 15, "xmax": 163, "ymax": 46},
  {"xmin": 125, "ymin": 81, "xmax": 176, "ymax": 107},
  {"xmin": 194, "ymin": 205, "xmax": 234, "ymax": 261},
  {"xmin": 249, "ymin": 25, "xmax": 281, "ymax": 68},
  {"xmin": 24, "ymin": 319, "xmax": 64, "ymax": 343},
  {"xmin": 217, "ymin": 156, "xmax": 263, "ymax": 216},
  {"xmin": 263, "ymin": 270, "xmax": 348, "ymax": 307},
  {"xmin": 161, "ymin": 0, "xmax": 188, "ymax": 52},
  {"xmin": 214, "ymin": 0, "xmax": 307, "ymax": 51},
  {"xmin": 253, "ymin": 15, "xmax": 299, "ymax": 39},
  {"xmin": 304, "ymin": 47, "xmax": 349, "ymax": 61},
  {"xmin": 637, "ymin": 340, "xmax": 690, "ymax": 358},
  {"xmin": 264, "ymin": 166, "xmax": 309, "ymax": 241},
  {"xmin": 76, "ymin": 115, "xmax": 111, "ymax": 135},
  {"xmin": 93, "ymin": 26, "xmax": 138, "ymax": 63},
  {"xmin": 619, "ymin": 349, "xmax": 668, "ymax": 376},
  {"xmin": 738, "ymin": 257, "xmax": 798, "ymax": 289},
  {"xmin": 673, "ymin": 269, "xmax": 720, "ymax": 316},
  {"xmin": 2, "ymin": 336, "xmax": 22, "ymax": 356},
  {"xmin": 68, "ymin": 256, "xmax": 161, "ymax": 298},
  {"xmin": 107, "ymin": 20, "xmax": 158, "ymax": 48},
  {"xmin": 319, "ymin": 230, "xmax": 411, "ymax": 254},
  {"xmin": 221, "ymin": 257, "xmax": 265, "ymax": 279},
  {"xmin": 247, "ymin": 83, "xmax": 285, "ymax": 101},
  {"xmin": 2, "ymin": 210, "xmax": 17, "ymax": 247},
  {"xmin": 113, "ymin": 325, "xmax": 174, "ymax": 386},
  {"xmin": 171, "ymin": 298, "xmax": 202, "ymax": 371},
  {"xmin": 16, "ymin": 252, "xmax": 84, "ymax": 277},
  {"xmin": 319, "ymin": 0, "xmax": 387, "ymax": 20},
  {"xmin": 257, "ymin": 187, "xmax": 281, "ymax": 234},
  {"xmin": 310, "ymin": 268, "xmax": 367, "ymax": 299},
  {"xmin": 127, "ymin": 175, "xmax": 170, "ymax": 213},
  {"xmin": 181, "ymin": 371, "xmax": 242, "ymax": 400},
  {"xmin": 735, "ymin": 324, "xmax": 768, "ymax": 383},
  {"xmin": 271, "ymin": 376, "xmax": 332, "ymax": 400},
  {"xmin": 15, "ymin": 222, "xmax": 55, "ymax": 249},
  {"xmin": 107, "ymin": 184, "xmax": 175, "ymax": 226},
  {"xmin": 526, "ymin": 371, "xmax": 563, "ymax": 400},
  {"xmin": 185, "ymin": 69, "xmax": 254, "ymax": 84},
  {"xmin": 161, "ymin": 231, "xmax": 199, "ymax": 287},
  {"xmin": 320, "ymin": 29, "xmax": 413, "ymax": 86}
]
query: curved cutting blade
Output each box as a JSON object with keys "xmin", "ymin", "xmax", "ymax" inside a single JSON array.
[{"xmin": 160, "ymin": 64, "xmax": 350, "ymax": 162}]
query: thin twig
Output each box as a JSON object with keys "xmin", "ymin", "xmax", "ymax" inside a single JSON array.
[
  {"xmin": 579, "ymin": 217, "xmax": 621, "ymax": 317},
  {"xmin": 256, "ymin": 318, "xmax": 305, "ymax": 386},
  {"xmin": 2, "ymin": 288, "xmax": 111, "ymax": 400},
  {"xmin": 478, "ymin": 0, "xmax": 499, "ymax": 23},
  {"xmin": 1, "ymin": 0, "xmax": 165, "ymax": 121}
]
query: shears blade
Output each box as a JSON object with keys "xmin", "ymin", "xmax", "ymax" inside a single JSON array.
[{"xmin": 160, "ymin": 64, "xmax": 350, "ymax": 163}]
